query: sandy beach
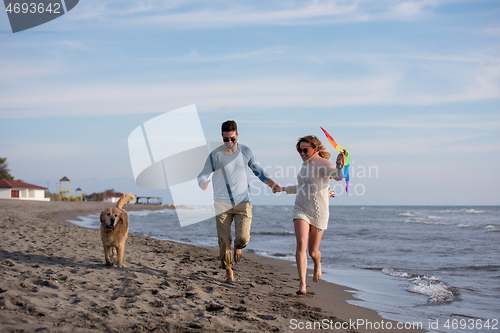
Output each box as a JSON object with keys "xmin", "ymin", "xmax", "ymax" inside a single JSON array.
[{"xmin": 0, "ymin": 199, "xmax": 425, "ymax": 333}]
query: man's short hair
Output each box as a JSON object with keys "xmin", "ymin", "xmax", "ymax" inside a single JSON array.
[{"xmin": 222, "ymin": 120, "xmax": 237, "ymax": 133}]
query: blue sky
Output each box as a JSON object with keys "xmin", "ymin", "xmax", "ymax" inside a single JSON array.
[{"xmin": 1, "ymin": 0, "xmax": 499, "ymax": 205}]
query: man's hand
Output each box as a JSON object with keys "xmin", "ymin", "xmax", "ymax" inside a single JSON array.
[{"xmin": 199, "ymin": 180, "xmax": 211, "ymax": 190}]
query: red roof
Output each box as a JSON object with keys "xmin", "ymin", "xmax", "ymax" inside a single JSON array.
[
  {"xmin": 104, "ymin": 192, "xmax": 124, "ymax": 198},
  {"xmin": 0, "ymin": 179, "xmax": 47, "ymax": 190}
]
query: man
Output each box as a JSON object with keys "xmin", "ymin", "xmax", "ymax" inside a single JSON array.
[{"xmin": 197, "ymin": 120, "xmax": 280, "ymax": 282}]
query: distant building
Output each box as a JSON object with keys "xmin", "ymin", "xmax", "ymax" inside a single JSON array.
[
  {"xmin": 0, "ymin": 179, "xmax": 50, "ymax": 201},
  {"xmin": 82, "ymin": 195, "xmax": 94, "ymax": 202},
  {"xmin": 104, "ymin": 192, "xmax": 135, "ymax": 204}
]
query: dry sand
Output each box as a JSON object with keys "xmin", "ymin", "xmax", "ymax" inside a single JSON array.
[{"xmin": 0, "ymin": 199, "xmax": 426, "ymax": 333}]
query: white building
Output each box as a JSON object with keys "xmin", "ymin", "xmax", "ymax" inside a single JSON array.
[
  {"xmin": 104, "ymin": 192, "xmax": 122, "ymax": 203},
  {"xmin": 0, "ymin": 179, "xmax": 50, "ymax": 201},
  {"xmin": 103, "ymin": 193, "xmax": 135, "ymax": 204}
]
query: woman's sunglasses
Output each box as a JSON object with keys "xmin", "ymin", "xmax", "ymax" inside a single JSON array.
[
  {"xmin": 298, "ymin": 148, "xmax": 311, "ymax": 154},
  {"xmin": 223, "ymin": 137, "xmax": 237, "ymax": 142}
]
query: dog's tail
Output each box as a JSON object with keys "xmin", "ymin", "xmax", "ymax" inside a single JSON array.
[{"xmin": 117, "ymin": 193, "xmax": 136, "ymax": 210}]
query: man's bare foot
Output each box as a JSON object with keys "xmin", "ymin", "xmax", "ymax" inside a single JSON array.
[
  {"xmin": 313, "ymin": 262, "xmax": 322, "ymax": 282},
  {"xmin": 234, "ymin": 247, "xmax": 243, "ymax": 263},
  {"xmin": 226, "ymin": 268, "xmax": 234, "ymax": 282}
]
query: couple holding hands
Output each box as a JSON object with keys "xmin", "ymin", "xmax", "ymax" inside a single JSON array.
[{"xmin": 198, "ymin": 120, "xmax": 345, "ymax": 294}]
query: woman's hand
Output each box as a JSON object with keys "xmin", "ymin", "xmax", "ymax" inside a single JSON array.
[
  {"xmin": 272, "ymin": 184, "xmax": 285, "ymax": 193},
  {"xmin": 336, "ymin": 150, "xmax": 346, "ymax": 169}
]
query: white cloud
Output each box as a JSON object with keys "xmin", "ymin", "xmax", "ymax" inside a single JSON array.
[
  {"xmin": 0, "ymin": 65, "xmax": 52, "ymax": 84},
  {"xmin": 387, "ymin": 0, "xmax": 439, "ymax": 19},
  {"xmin": 1, "ymin": 60, "xmax": 499, "ymax": 119},
  {"xmin": 328, "ymin": 117, "xmax": 500, "ymax": 130},
  {"xmin": 165, "ymin": 46, "xmax": 285, "ymax": 63},
  {"xmin": 1, "ymin": 48, "xmax": 499, "ymax": 119},
  {"xmin": 65, "ymin": 0, "xmax": 443, "ymax": 28},
  {"xmin": 3, "ymin": 142, "xmax": 92, "ymax": 160},
  {"xmin": 235, "ymin": 114, "xmax": 500, "ymax": 132},
  {"xmin": 0, "ymin": 74, "xmax": 395, "ymax": 118},
  {"xmin": 125, "ymin": 1, "xmax": 397, "ymax": 29},
  {"xmin": 347, "ymin": 135, "xmax": 487, "ymax": 155},
  {"xmin": 58, "ymin": 40, "xmax": 94, "ymax": 52},
  {"xmin": 486, "ymin": 26, "xmax": 500, "ymax": 37}
]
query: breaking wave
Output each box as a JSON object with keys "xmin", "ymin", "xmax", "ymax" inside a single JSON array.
[{"xmin": 382, "ymin": 268, "xmax": 459, "ymax": 304}]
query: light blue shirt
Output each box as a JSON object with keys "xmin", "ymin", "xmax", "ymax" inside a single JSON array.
[{"xmin": 197, "ymin": 144, "xmax": 270, "ymax": 204}]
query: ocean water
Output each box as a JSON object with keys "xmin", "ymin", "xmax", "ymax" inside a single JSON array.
[{"xmin": 68, "ymin": 206, "xmax": 500, "ymax": 333}]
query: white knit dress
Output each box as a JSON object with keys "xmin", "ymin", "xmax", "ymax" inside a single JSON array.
[{"xmin": 285, "ymin": 152, "xmax": 343, "ymax": 230}]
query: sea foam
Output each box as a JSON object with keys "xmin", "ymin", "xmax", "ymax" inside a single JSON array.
[
  {"xmin": 382, "ymin": 268, "xmax": 457, "ymax": 304},
  {"xmin": 408, "ymin": 276, "xmax": 457, "ymax": 304},
  {"xmin": 484, "ymin": 225, "xmax": 500, "ymax": 232}
]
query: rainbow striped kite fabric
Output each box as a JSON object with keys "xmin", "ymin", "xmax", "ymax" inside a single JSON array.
[{"xmin": 320, "ymin": 127, "xmax": 350, "ymax": 196}]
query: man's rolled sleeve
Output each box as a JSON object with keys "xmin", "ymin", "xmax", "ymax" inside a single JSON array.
[{"xmin": 248, "ymin": 159, "xmax": 270, "ymax": 183}]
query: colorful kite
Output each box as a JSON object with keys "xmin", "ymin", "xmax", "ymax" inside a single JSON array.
[{"xmin": 320, "ymin": 127, "xmax": 350, "ymax": 195}]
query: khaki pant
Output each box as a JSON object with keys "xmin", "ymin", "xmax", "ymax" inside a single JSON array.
[{"xmin": 214, "ymin": 201, "xmax": 252, "ymax": 269}]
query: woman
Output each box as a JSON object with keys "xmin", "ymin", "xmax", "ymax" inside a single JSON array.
[{"xmin": 273, "ymin": 135, "xmax": 345, "ymax": 294}]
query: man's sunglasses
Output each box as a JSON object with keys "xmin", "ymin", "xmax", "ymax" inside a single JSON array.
[
  {"xmin": 223, "ymin": 137, "xmax": 237, "ymax": 142},
  {"xmin": 298, "ymin": 148, "xmax": 311, "ymax": 154}
]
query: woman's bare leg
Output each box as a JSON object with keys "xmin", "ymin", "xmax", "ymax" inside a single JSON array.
[
  {"xmin": 294, "ymin": 219, "xmax": 310, "ymax": 293},
  {"xmin": 308, "ymin": 226, "xmax": 324, "ymax": 282}
]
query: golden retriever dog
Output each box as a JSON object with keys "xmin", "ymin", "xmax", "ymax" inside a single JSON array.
[{"xmin": 100, "ymin": 193, "xmax": 135, "ymax": 267}]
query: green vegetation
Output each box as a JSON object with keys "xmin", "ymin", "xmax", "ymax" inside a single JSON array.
[{"xmin": 0, "ymin": 157, "xmax": 14, "ymax": 180}]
